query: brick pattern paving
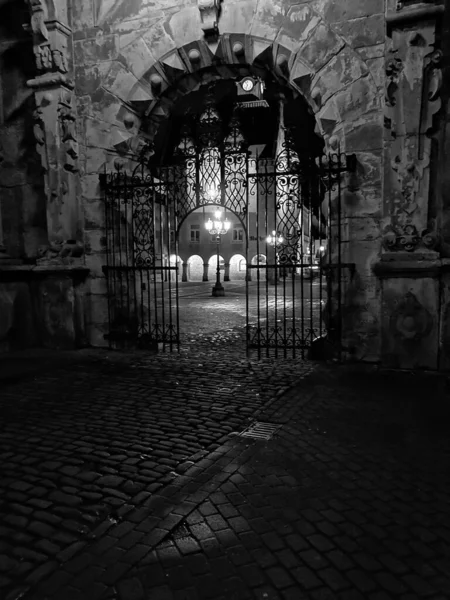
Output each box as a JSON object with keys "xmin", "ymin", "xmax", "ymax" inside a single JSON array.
[{"xmin": 106, "ymin": 370, "xmax": 450, "ymax": 600}]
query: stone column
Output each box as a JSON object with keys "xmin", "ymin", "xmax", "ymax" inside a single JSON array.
[
  {"xmin": 377, "ymin": 2, "xmax": 445, "ymax": 369},
  {"xmin": 25, "ymin": 0, "xmax": 83, "ymax": 265},
  {"xmin": 224, "ymin": 263, "xmax": 230, "ymax": 281},
  {"xmin": 202, "ymin": 263, "xmax": 209, "ymax": 282},
  {"xmin": 182, "ymin": 262, "xmax": 188, "ymax": 282}
]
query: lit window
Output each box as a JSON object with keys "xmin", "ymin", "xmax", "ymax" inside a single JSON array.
[
  {"xmin": 232, "ymin": 228, "xmax": 244, "ymax": 242},
  {"xmin": 190, "ymin": 224, "xmax": 200, "ymax": 242},
  {"xmin": 239, "ymin": 259, "xmax": 246, "ymax": 271}
]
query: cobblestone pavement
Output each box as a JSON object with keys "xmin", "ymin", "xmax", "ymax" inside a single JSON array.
[
  {"xmin": 1, "ymin": 285, "xmax": 450, "ymax": 599},
  {"xmin": 0, "ymin": 297, "xmax": 313, "ymax": 600}
]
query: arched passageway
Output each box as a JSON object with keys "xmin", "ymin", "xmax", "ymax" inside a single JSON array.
[
  {"xmin": 103, "ymin": 62, "xmax": 352, "ymax": 356},
  {"xmin": 187, "ymin": 255, "xmax": 203, "ymax": 282},
  {"xmin": 230, "ymin": 254, "xmax": 246, "ymax": 281}
]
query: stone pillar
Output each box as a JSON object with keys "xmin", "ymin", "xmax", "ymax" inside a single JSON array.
[
  {"xmin": 0, "ymin": 202, "xmax": 20, "ymax": 264},
  {"xmin": 202, "ymin": 263, "xmax": 209, "ymax": 282},
  {"xmin": 224, "ymin": 263, "xmax": 230, "ymax": 282},
  {"xmin": 25, "ymin": 0, "xmax": 83, "ymax": 265},
  {"xmin": 377, "ymin": 2, "xmax": 445, "ymax": 369},
  {"xmin": 182, "ymin": 262, "xmax": 188, "ymax": 282}
]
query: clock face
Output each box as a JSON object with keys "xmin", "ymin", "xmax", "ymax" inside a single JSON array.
[{"xmin": 242, "ymin": 79, "xmax": 254, "ymax": 92}]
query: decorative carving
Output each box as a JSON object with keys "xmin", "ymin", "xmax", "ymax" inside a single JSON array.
[
  {"xmin": 32, "ymin": 104, "xmax": 48, "ymax": 171},
  {"xmin": 58, "ymin": 91, "xmax": 79, "ymax": 172},
  {"xmin": 384, "ymin": 16, "xmax": 443, "ymax": 251},
  {"xmin": 27, "ymin": 0, "xmax": 49, "ymax": 43},
  {"xmin": 382, "ymin": 222, "xmax": 440, "ymax": 252},
  {"xmin": 198, "ymin": 0, "xmax": 221, "ymax": 35},
  {"xmin": 385, "ymin": 55, "xmax": 403, "ymax": 110},
  {"xmin": 421, "ymin": 219, "xmax": 440, "ymax": 250},
  {"xmin": 37, "ymin": 240, "xmax": 84, "ymax": 263},
  {"xmin": 420, "ymin": 48, "xmax": 442, "ymax": 148},
  {"xmin": 390, "ymin": 291, "xmax": 433, "ymax": 341},
  {"xmin": 36, "ymin": 44, "xmax": 68, "ymax": 74},
  {"xmin": 382, "ymin": 223, "xmax": 420, "ymax": 252}
]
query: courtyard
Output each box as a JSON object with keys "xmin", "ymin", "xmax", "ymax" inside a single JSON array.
[{"xmin": 0, "ymin": 285, "xmax": 449, "ymax": 600}]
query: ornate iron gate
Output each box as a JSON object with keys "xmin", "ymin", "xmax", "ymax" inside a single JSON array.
[
  {"xmin": 101, "ymin": 95, "xmax": 355, "ymax": 356},
  {"xmin": 245, "ymin": 152, "xmax": 352, "ymax": 359},
  {"xmin": 101, "ymin": 167, "xmax": 181, "ymax": 351}
]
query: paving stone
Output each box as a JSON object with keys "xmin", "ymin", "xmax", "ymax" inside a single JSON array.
[
  {"xmin": 347, "ymin": 570, "xmax": 377, "ymax": 594},
  {"xmin": 35, "ymin": 540, "xmax": 60, "ymax": 556},
  {"xmin": 116, "ymin": 577, "xmax": 146, "ymax": 600}
]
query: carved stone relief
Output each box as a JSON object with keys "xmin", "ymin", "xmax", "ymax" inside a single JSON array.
[
  {"xmin": 23, "ymin": 1, "xmax": 82, "ymax": 258},
  {"xmin": 384, "ymin": 13, "xmax": 443, "ymax": 254},
  {"xmin": 390, "ymin": 291, "xmax": 433, "ymax": 341},
  {"xmin": 58, "ymin": 91, "xmax": 79, "ymax": 172},
  {"xmin": 382, "ymin": 220, "xmax": 440, "ymax": 252},
  {"xmin": 32, "ymin": 97, "xmax": 49, "ymax": 172},
  {"xmin": 36, "ymin": 44, "xmax": 68, "ymax": 74}
]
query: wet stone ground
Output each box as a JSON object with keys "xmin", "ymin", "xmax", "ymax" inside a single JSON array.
[
  {"xmin": 0, "ymin": 319, "xmax": 313, "ymax": 599},
  {"xmin": 1, "ymin": 282, "xmax": 449, "ymax": 600}
]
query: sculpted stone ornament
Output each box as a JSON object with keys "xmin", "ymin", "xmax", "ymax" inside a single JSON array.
[
  {"xmin": 36, "ymin": 44, "xmax": 69, "ymax": 74},
  {"xmin": 24, "ymin": 2, "xmax": 82, "ymax": 262},
  {"xmin": 390, "ymin": 291, "xmax": 433, "ymax": 342},
  {"xmin": 27, "ymin": 0, "xmax": 49, "ymax": 43},
  {"xmin": 385, "ymin": 56, "xmax": 403, "ymax": 110},
  {"xmin": 198, "ymin": 0, "xmax": 221, "ymax": 36},
  {"xmin": 32, "ymin": 101, "xmax": 49, "ymax": 172},
  {"xmin": 421, "ymin": 220, "xmax": 440, "ymax": 250},
  {"xmin": 36, "ymin": 240, "xmax": 84, "ymax": 264},
  {"xmin": 384, "ymin": 13, "xmax": 443, "ymax": 249},
  {"xmin": 58, "ymin": 91, "xmax": 79, "ymax": 172},
  {"xmin": 382, "ymin": 222, "xmax": 439, "ymax": 252}
]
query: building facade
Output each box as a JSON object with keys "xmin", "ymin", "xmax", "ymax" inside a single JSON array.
[{"xmin": 0, "ymin": 0, "xmax": 449, "ymax": 369}]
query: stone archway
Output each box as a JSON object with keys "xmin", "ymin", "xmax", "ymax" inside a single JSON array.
[
  {"xmin": 122, "ymin": 28, "xmax": 380, "ymax": 159},
  {"xmin": 80, "ymin": 2, "xmax": 386, "ymax": 360},
  {"xmin": 117, "ymin": 25, "xmax": 381, "ymax": 359}
]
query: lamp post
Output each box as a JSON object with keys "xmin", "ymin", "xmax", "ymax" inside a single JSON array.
[
  {"xmin": 205, "ymin": 209, "xmax": 230, "ymax": 297},
  {"xmin": 266, "ymin": 230, "xmax": 283, "ymax": 283}
]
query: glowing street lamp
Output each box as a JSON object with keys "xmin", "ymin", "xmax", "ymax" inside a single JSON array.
[
  {"xmin": 266, "ymin": 230, "xmax": 283, "ymax": 247},
  {"xmin": 266, "ymin": 230, "xmax": 284, "ymax": 283},
  {"xmin": 205, "ymin": 209, "xmax": 230, "ymax": 296}
]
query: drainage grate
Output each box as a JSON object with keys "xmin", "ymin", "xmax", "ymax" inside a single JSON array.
[{"xmin": 238, "ymin": 421, "xmax": 281, "ymax": 441}]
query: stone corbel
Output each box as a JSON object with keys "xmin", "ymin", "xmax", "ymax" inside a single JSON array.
[{"xmin": 198, "ymin": 0, "xmax": 221, "ymax": 36}]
